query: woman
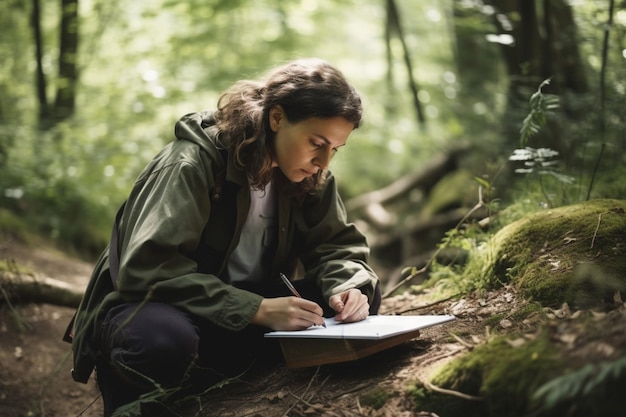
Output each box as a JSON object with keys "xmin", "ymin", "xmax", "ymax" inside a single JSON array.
[{"xmin": 65, "ymin": 58, "xmax": 381, "ymax": 416}]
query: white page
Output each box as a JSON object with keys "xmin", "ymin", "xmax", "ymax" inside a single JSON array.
[{"xmin": 264, "ymin": 314, "xmax": 455, "ymax": 340}]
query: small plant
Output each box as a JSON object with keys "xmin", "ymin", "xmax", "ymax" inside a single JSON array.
[
  {"xmin": 519, "ymin": 79, "xmax": 559, "ymax": 149},
  {"xmin": 510, "ymin": 79, "xmax": 574, "ymax": 207},
  {"xmin": 531, "ymin": 356, "xmax": 626, "ymax": 416}
]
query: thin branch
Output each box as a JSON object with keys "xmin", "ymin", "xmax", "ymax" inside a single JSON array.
[
  {"xmin": 590, "ymin": 212, "xmax": 603, "ymax": 249},
  {"xmin": 421, "ymin": 378, "xmax": 482, "ymax": 401},
  {"xmin": 384, "ymin": 185, "xmax": 488, "ymax": 298},
  {"xmin": 449, "ymin": 333, "xmax": 475, "ymax": 350},
  {"xmin": 396, "ymin": 294, "xmax": 459, "ymax": 315},
  {"xmin": 281, "ymin": 366, "xmax": 321, "ymax": 416},
  {"xmin": 415, "ymin": 348, "xmax": 482, "ymax": 401}
]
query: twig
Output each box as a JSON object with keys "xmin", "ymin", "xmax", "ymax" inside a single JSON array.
[
  {"xmin": 286, "ymin": 390, "xmax": 319, "ymax": 411},
  {"xmin": 421, "ymin": 379, "xmax": 481, "ymax": 401},
  {"xmin": 395, "ymin": 294, "xmax": 458, "ymax": 315},
  {"xmin": 76, "ymin": 394, "xmax": 102, "ymax": 417},
  {"xmin": 305, "ymin": 373, "xmax": 331, "ymax": 403},
  {"xmin": 331, "ymin": 382, "xmax": 372, "ymax": 399},
  {"xmin": 303, "ymin": 366, "xmax": 321, "ymax": 396},
  {"xmin": 383, "ymin": 265, "xmax": 428, "ymax": 298},
  {"xmin": 415, "ymin": 348, "xmax": 481, "ymax": 401},
  {"xmin": 281, "ymin": 366, "xmax": 321, "ymax": 417},
  {"xmin": 383, "ymin": 186, "xmax": 488, "ymax": 298},
  {"xmin": 590, "ymin": 212, "xmax": 603, "ymax": 249},
  {"xmin": 356, "ymin": 396, "xmax": 363, "ymax": 415},
  {"xmin": 449, "ymin": 333, "xmax": 474, "ymax": 350}
]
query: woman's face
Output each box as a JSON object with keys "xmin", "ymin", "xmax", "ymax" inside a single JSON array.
[{"xmin": 269, "ymin": 106, "xmax": 354, "ymax": 183}]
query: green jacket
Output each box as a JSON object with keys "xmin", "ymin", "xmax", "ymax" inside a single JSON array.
[{"xmin": 68, "ymin": 111, "xmax": 379, "ymax": 383}]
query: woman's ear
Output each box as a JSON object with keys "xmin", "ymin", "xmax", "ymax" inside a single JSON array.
[{"xmin": 269, "ymin": 106, "xmax": 284, "ymax": 132}]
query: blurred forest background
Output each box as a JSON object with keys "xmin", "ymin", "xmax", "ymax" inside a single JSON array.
[{"xmin": 0, "ymin": 0, "xmax": 625, "ymax": 263}]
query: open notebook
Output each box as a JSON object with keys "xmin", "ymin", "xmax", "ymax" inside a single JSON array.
[
  {"xmin": 265, "ymin": 314, "xmax": 456, "ymax": 368},
  {"xmin": 265, "ymin": 314, "xmax": 455, "ymax": 340}
]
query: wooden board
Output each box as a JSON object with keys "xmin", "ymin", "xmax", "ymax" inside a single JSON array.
[{"xmin": 278, "ymin": 329, "xmax": 422, "ymax": 368}]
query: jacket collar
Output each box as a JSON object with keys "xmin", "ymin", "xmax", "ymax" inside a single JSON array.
[{"xmin": 224, "ymin": 146, "xmax": 248, "ymax": 187}]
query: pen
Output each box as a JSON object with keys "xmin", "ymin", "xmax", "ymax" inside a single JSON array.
[
  {"xmin": 279, "ymin": 273, "xmax": 302, "ymax": 298},
  {"xmin": 279, "ymin": 273, "xmax": 326, "ymax": 328}
]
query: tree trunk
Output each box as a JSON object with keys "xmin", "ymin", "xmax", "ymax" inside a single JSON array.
[
  {"xmin": 485, "ymin": 0, "xmax": 590, "ymax": 155},
  {"xmin": 53, "ymin": 0, "xmax": 79, "ymax": 123},
  {"xmin": 31, "ymin": 0, "xmax": 49, "ymax": 121},
  {"xmin": 31, "ymin": 0, "xmax": 80, "ymax": 129}
]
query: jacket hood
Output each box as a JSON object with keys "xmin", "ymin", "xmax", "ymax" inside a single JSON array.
[
  {"xmin": 174, "ymin": 111, "xmax": 223, "ymax": 157},
  {"xmin": 174, "ymin": 111, "xmax": 248, "ymax": 186}
]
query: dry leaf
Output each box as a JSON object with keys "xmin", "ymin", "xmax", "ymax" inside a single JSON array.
[
  {"xmin": 553, "ymin": 303, "xmax": 572, "ymax": 319},
  {"xmin": 613, "ymin": 290, "xmax": 623, "ymax": 304},
  {"xmin": 505, "ymin": 338, "xmax": 527, "ymax": 348},
  {"xmin": 557, "ymin": 333, "xmax": 577, "ymax": 346},
  {"xmin": 13, "ymin": 346, "xmax": 23, "ymax": 359},
  {"xmin": 499, "ymin": 319, "xmax": 513, "ymax": 328}
]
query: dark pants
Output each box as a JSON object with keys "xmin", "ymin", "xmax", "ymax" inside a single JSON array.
[{"xmin": 97, "ymin": 280, "xmax": 381, "ymax": 416}]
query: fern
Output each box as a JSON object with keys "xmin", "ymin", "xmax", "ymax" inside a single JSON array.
[
  {"xmin": 532, "ymin": 356, "xmax": 626, "ymax": 414},
  {"xmin": 519, "ymin": 78, "xmax": 560, "ymax": 148}
]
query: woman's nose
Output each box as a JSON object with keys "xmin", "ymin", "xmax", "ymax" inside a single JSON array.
[{"xmin": 314, "ymin": 147, "xmax": 332, "ymax": 170}]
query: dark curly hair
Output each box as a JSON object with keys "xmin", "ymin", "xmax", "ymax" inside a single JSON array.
[{"xmin": 214, "ymin": 58, "xmax": 363, "ymax": 196}]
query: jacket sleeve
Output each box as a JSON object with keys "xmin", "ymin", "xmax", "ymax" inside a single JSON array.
[
  {"xmin": 115, "ymin": 149, "xmax": 262, "ymax": 331},
  {"xmin": 295, "ymin": 174, "xmax": 379, "ymax": 303}
]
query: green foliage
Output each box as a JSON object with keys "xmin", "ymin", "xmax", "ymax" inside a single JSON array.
[
  {"xmin": 509, "ymin": 147, "xmax": 574, "ymax": 185},
  {"xmin": 0, "ymin": 122, "xmax": 115, "ymax": 256},
  {"xmin": 1, "ymin": 0, "xmax": 625, "ymax": 253},
  {"xmin": 422, "ymin": 224, "xmax": 494, "ymax": 297},
  {"xmin": 509, "ymin": 80, "xmax": 577, "ymax": 208},
  {"xmin": 531, "ymin": 356, "xmax": 626, "ymax": 417},
  {"xmin": 108, "ymin": 357, "xmax": 238, "ymax": 416},
  {"xmin": 417, "ymin": 334, "xmax": 562, "ymax": 417},
  {"xmin": 1, "ymin": 0, "xmax": 473, "ymax": 250},
  {"xmin": 359, "ymin": 386, "xmax": 390, "ymax": 410},
  {"xmin": 0, "ymin": 209, "xmax": 29, "ymax": 243},
  {"xmin": 518, "ymin": 79, "xmax": 559, "ymax": 149}
]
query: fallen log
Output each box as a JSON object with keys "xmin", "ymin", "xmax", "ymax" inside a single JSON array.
[
  {"xmin": 368, "ymin": 206, "xmax": 489, "ymax": 267},
  {"xmin": 0, "ymin": 271, "xmax": 83, "ymax": 308},
  {"xmin": 345, "ymin": 148, "xmax": 463, "ymax": 216}
]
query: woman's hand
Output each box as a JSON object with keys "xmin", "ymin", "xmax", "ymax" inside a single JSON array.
[
  {"xmin": 251, "ymin": 297, "xmax": 325, "ymax": 331},
  {"xmin": 329, "ymin": 288, "xmax": 370, "ymax": 323}
]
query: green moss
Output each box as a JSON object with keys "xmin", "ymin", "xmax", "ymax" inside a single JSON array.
[
  {"xmin": 511, "ymin": 302, "xmax": 543, "ymax": 321},
  {"xmin": 415, "ymin": 334, "xmax": 563, "ymax": 417},
  {"xmin": 359, "ymin": 386, "xmax": 390, "ymax": 410},
  {"xmin": 482, "ymin": 313, "xmax": 506, "ymax": 327},
  {"xmin": 463, "ymin": 199, "xmax": 626, "ymax": 308}
]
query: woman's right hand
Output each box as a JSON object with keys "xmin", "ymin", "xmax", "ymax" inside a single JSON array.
[{"xmin": 251, "ymin": 297, "xmax": 325, "ymax": 330}]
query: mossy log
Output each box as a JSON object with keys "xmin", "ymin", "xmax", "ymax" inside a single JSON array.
[
  {"xmin": 345, "ymin": 148, "xmax": 464, "ymax": 225},
  {"xmin": 464, "ymin": 198, "xmax": 626, "ymax": 309},
  {"xmin": 0, "ymin": 271, "xmax": 83, "ymax": 308}
]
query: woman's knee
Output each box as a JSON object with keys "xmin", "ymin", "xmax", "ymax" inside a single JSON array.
[{"xmin": 101, "ymin": 302, "xmax": 199, "ymax": 385}]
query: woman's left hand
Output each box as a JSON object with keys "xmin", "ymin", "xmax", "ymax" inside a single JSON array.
[{"xmin": 329, "ymin": 289, "xmax": 370, "ymax": 323}]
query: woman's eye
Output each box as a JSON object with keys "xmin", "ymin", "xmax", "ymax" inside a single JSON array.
[{"xmin": 311, "ymin": 141, "xmax": 323, "ymax": 148}]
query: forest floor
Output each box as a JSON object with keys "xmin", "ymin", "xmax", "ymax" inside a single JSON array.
[{"xmin": 0, "ymin": 237, "xmax": 624, "ymax": 417}]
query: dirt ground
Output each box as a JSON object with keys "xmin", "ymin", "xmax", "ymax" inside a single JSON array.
[
  {"xmin": 1, "ymin": 237, "xmax": 623, "ymax": 417},
  {"xmin": 0, "ymin": 239, "xmax": 103, "ymax": 417}
]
